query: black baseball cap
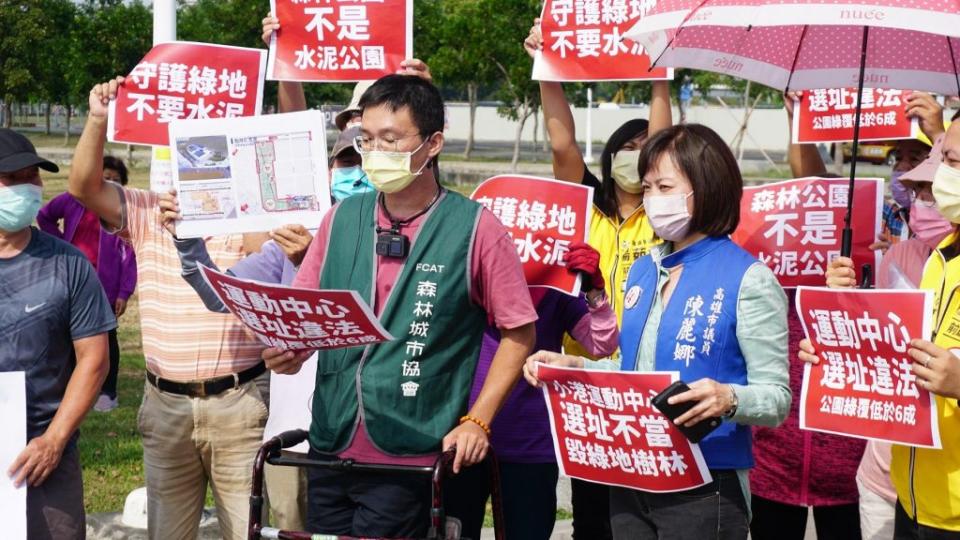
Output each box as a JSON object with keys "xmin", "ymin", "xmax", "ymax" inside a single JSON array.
[{"xmin": 0, "ymin": 129, "xmax": 59, "ymax": 174}]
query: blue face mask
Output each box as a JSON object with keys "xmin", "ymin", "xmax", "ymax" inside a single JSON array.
[
  {"xmin": 0, "ymin": 183, "xmax": 42, "ymax": 232},
  {"xmin": 331, "ymin": 166, "xmax": 373, "ymax": 201}
]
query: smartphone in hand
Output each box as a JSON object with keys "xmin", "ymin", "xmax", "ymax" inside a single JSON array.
[{"xmin": 650, "ymin": 380, "xmax": 722, "ymax": 444}]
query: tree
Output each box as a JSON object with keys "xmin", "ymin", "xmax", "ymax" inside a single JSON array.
[
  {"xmin": 418, "ymin": 0, "xmax": 498, "ymax": 160},
  {"xmin": 0, "ymin": 2, "xmax": 49, "ymax": 127},
  {"xmin": 477, "ymin": 0, "xmax": 542, "ymax": 170},
  {"xmin": 34, "ymin": 0, "xmax": 76, "ymax": 135},
  {"xmin": 66, "ymin": 0, "xmax": 152, "ymax": 141}
]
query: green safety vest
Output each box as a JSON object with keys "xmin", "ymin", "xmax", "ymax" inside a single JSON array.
[{"xmin": 311, "ymin": 190, "xmax": 488, "ymax": 456}]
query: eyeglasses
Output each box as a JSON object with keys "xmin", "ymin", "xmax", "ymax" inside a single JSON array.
[{"xmin": 352, "ymin": 133, "xmax": 426, "ymax": 154}]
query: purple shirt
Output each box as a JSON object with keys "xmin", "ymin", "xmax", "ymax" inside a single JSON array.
[
  {"xmin": 469, "ymin": 289, "xmax": 618, "ymax": 463},
  {"xmin": 37, "ymin": 192, "xmax": 137, "ymax": 304},
  {"xmin": 230, "ymin": 241, "xmax": 298, "ymax": 286}
]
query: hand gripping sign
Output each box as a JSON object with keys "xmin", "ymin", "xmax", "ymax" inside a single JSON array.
[
  {"xmin": 268, "ymin": 0, "xmax": 413, "ymax": 82},
  {"xmin": 532, "ymin": 0, "xmax": 673, "ymax": 82},
  {"xmin": 797, "ymin": 287, "xmax": 940, "ymax": 448},
  {"xmin": 471, "ymin": 176, "xmax": 593, "ymax": 296},
  {"xmin": 200, "ymin": 265, "xmax": 393, "ymax": 351},
  {"xmin": 792, "ymin": 88, "xmax": 919, "ymax": 145},
  {"xmin": 732, "ymin": 177, "xmax": 883, "ymax": 288},
  {"xmin": 108, "ymin": 42, "xmax": 266, "ymax": 147},
  {"xmin": 538, "ymin": 365, "xmax": 712, "ymax": 492}
]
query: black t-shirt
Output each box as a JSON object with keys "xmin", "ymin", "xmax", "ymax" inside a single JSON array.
[
  {"xmin": 582, "ymin": 165, "xmax": 602, "ymax": 192},
  {"xmin": 0, "ymin": 228, "xmax": 116, "ymax": 442}
]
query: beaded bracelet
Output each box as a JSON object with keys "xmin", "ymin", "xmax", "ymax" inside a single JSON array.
[{"xmin": 459, "ymin": 415, "xmax": 491, "ymax": 435}]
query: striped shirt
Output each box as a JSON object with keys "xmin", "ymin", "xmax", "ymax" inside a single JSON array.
[{"xmin": 113, "ymin": 187, "xmax": 264, "ymax": 381}]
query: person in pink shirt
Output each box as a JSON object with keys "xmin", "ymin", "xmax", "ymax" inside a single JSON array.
[{"xmin": 261, "ymin": 74, "xmax": 537, "ymax": 538}]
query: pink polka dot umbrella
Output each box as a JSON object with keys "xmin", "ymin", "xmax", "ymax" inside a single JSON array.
[{"xmin": 624, "ymin": 0, "xmax": 960, "ymax": 259}]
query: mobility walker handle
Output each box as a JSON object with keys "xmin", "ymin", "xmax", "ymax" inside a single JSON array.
[{"xmin": 248, "ymin": 430, "xmax": 505, "ymax": 540}]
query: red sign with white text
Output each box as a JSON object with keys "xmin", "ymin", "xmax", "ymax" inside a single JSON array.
[
  {"xmin": 796, "ymin": 287, "xmax": 940, "ymax": 448},
  {"xmin": 539, "ymin": 365, "xmax": 712, "ymax": 492},
  {"xmin": 792, "ymin": 88, "xmax": 919, "ymax": 144},
  {"xmin": 472, "ymin": 175, "xmax": 593, "ymax": 296},
  {"xmin": 732, "ymin": 177, "xmax": 882, "ymax": 288},
  {"xmin": 108, "ymin": 42, "xmax": 266, "ymax": 147},
  {"xmin": 200, "ymin": 265, "xmax": 393, "ymax": 351},
  {"xmin": 268, "ymin": 0, "xmax": 412, "ymax": 82},
  {"xmin": 532, "ymin": 0, "xmax": 673, "ymax": 81}
]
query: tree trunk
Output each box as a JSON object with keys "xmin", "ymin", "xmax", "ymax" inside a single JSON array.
[
  {"xmin": 64, "ymin": 105, "xmax": 72, "ymax": 146},
  {"xmin": 511, "ymin": 98, "xmax": 531, "ymax": 172},
  {"xmin": 44, "ymin": 103, "xmax": 51, "ymax": 135},
  {"xmin": 734, "ymin": 81, "xmax": 751, "ymax": 163},
  {"xmin": 532, "ymin": 105, "xmax": 539, "ymax": 150},
  {"xmin": 541, "ymin": 111, "xmax": 549, "ymax": 153},
  {"xmin": 463, "ymin": 83, "xmax": 477, "ymax": 160},
  {"xmin": 2, "ymin": 102, "xmax": 10, "ymax": 129},
  {"xmin": 127, "ymin": 144, "xmax": 134, "ymax": 165}
]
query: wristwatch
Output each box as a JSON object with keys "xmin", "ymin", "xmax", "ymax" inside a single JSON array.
[{"xmin": 722, "ymin": 385, "xmax": 739, "ymax": 419}]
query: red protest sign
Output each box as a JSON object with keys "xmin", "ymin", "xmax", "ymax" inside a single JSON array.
[
  {"xmin": 471, "ymin": 175, "xmax": 593, "ymax": 296},
  {"xmin": 268, "ymin": 0, "xmax": 412, "ymax": 82},
  {"xmin": 539, "ymin": 365, "xmax": 712, "ymax": 492},
  {"xmin": 108, "ymin": 42, "xmax": 266, "ymax": 147},
  {"xmin": 796, "ymin": 287, "xmax": 940, "ymax": 448},
  {"xmin": 532, "ymin": 1, "xmax": 673, "ymax": 82},
  {"xmin": 732, "ymin": 177, "xmax": 882, "ymax": 288},
  {"xmin": 792, "ymin": 88, "xmax": 919, "ymax": 144},
  {"xmin": 200, "ymin": 265, "xmax": 393, "ymax": 351}
]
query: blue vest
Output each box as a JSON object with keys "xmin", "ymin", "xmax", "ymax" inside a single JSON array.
[{"xmin": 620, "ymin": 236, "xmax": 758, "ymax": 470}]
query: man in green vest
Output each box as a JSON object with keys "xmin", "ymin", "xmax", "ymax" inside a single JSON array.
[{"xmin": 263, "ymin": 74, "xmax": 538, "ymax": 538}]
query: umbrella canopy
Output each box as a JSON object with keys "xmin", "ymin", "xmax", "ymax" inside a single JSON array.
[
  {"xmin": 625, "ymin": 23, "xmax": 960, "ymax": 95},
  {"xmin": 623, "ymin": 0, "xmax": 960, "ymax": 265},
  {"xmin": 632, "ymin": 1, "xmax": 960, "ymax": 39}
]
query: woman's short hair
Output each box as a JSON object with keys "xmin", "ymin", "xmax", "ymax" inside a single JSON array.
[
  {"xmin": 638, "ymin": 124, "xmax": 742, "ymax": 236},
  {"xmin": 102, "ymin": 156, "xmax": 128, "ymax": 186}
]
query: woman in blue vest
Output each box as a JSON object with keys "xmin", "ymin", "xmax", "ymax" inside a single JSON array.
[{"xmin": 527, "ymin": 124, "xmax": 791, "ymax": 539}]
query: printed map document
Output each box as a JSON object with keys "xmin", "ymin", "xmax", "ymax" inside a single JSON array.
[{"xmin": 169, "ymin": 110, "xmax": 331, "ymax": 238}]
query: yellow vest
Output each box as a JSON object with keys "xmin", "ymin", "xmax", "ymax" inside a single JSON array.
[
  {"xmin": 891, "ymin": 232, "xmax": 960, "ymax": 531},
  {"xmin": 563, "ymin": 205, "xmax": 661, "ymax": 361}
]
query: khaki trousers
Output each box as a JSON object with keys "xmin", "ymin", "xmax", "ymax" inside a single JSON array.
[
  {"xmin": 138, "ymin": 375, "xmax": 268, "ymax": 540},
  {"xmin": 264, "ymin": 452, "xmax": 308, "ymax": 531}
]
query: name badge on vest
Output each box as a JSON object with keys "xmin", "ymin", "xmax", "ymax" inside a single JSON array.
[{"xmin": 624, "ymin": 285, "xmax": 641, "ymax": 310}]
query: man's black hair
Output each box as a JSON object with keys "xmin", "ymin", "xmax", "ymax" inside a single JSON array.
[{"xmin": 358, "ymin": 74, "xmax": 445, "ymax": 137}]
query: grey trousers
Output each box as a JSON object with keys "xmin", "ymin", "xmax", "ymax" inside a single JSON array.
[{"xmin": 609, "ymin": 470, "xmax": 749, "ymax": 540}]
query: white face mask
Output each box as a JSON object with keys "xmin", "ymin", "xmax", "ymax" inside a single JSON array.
[
  {"xmin": 362, "ymin": 139, "xmax": 431, "ymax": 194},
  {"xmin": 932, "ymin": 162, "xmax": 960, "ymax": 223},
  {"xmin": 611, "ymin": 150, "xmax": 643, "ymax": 194},
  {"xmin": 644, "ymin": 192, "xmax": 693, "ymax": 241}
]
